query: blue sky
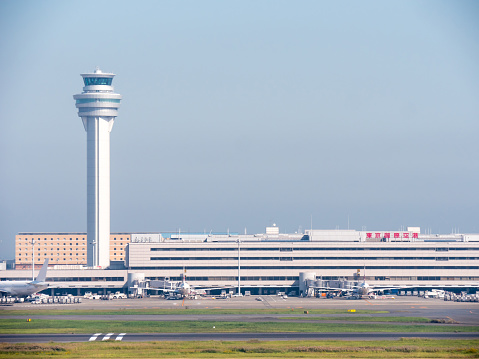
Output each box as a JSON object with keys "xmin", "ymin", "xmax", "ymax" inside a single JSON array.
[{"xmin": 0, "ymin": 1, "xmax": 478, "ymax": 258}]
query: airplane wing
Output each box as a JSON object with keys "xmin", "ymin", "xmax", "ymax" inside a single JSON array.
[
  {"xmin": 309, "ymin": 286, "xmax": 354, "ymax": 292},
  {"xmin": 148, "ymin": 287, "xmax": 176, "ymax": 292},
  {"xmin": 148, "ymin": 281, "xmax": 178, "ymax": 291},
  {"xmin": 194, "ymin": 285, "xmax": 236, "ymax": 291}
]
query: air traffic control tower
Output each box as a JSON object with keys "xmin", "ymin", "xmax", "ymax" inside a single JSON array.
[{"xmin": 73, "ymin": 68, "xmax": 122, "ymax": 268}]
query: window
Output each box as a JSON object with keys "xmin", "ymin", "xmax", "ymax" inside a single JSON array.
[{"xmin": 83, "ymin": 77, "xmax": 113, "ymax": 86}]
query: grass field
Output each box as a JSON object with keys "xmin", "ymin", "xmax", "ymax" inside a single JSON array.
[
  {"xmin": 1, "ymin": 339, "xmax": 479, "ymax": 358},
  {"xmin": 1, "ymin": 318, "xmax": 478, "ymax": 334},
  {"xmin": 278, "ymin": 316, "xmax": 432, "ymax": 322},
  {"xmin": 1, "ymin": 307, "xmax": 477, "ymax": 357}
]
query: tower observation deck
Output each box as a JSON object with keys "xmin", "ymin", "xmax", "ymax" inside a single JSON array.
[{"xmin": 73, "ymin": 68, "xmax": 122, "ymax": 268}]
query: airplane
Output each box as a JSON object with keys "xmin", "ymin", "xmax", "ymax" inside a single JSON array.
[
  {"xmin": 311, "ymin": 268, "xmax": 409, "ymax": 299},
  {"xmin": 0, "ymin": 259, "xmax": 50, "ymax": 298},
  {"xmin": 312, "ymin": 280, "xmax": 402, "ymax": 299},
  {"xmin": 149, "ymin": 271, "xmax": 232, "ymax": 299}
]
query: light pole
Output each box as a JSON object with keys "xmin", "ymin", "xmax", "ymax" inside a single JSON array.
[
  {"xmin": 237, "ymin": 238, "xmax": 241, "ymax": 295},
  {"xmin": 31, "ymin": 238, "xmax": 35, "ymax": 280}
]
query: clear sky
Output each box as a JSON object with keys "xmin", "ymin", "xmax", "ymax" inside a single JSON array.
[{"xmin": 0, "ymin": 1, "xmax": 478, "ymax": 259}]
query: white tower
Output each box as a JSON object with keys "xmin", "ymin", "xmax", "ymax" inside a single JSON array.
[{"xmin": 73, "ymin": 68, "xmax": 122, "ymax": 268}]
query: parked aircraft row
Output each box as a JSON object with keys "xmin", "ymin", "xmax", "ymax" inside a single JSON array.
[{"xmin": 1, "ymin": 261, "xmax": 478, "ymax": 301}]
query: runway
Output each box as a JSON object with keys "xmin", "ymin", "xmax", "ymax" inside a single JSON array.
[
  {"xmin": 1, "ymin": 296, "xmax": 478, "ymax": 343},
  {"xmin": 2, "ymin": 295, "xmax": 478, "ymax": 324},
  {"xmin": 1, "ymin": 332, "xmax": 478, "ymax": 343}
]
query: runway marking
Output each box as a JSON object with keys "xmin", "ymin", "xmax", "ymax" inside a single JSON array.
[
  {"xmin": 182, "ymin": 298, "xmax": 185, "ymax": 307},
  {"xmin": 102, "ymin": 333, "xmax": 114, "ymax": 341},
  {"xmin": 89, "ymin": 333, "xmax": 102, "ymax": 341},
  {"xmin": 115, "ymin": 333, "xmax": 126, "ymax": 341},
  {"xmin": 419, "ymin": 306, "xmax": 428, "ymax": 309}
]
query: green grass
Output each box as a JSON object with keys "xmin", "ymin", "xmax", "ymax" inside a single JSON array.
[
  {"xmin": 0, "ymin": 308, "xmax": 389, "ymax": 316},
  {"xmin": 1, "ymin": 319, "xmax": 478, "ymax": 334},
  {"xmin": 279, "ymin": 316, "xmax": 432, "ymax": 323},
  {"xmin": 1, "ymin": 339, "xmax": 478, "ymax": 358}
]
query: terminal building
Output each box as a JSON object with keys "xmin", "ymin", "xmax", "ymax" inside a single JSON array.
[{"xmin": 3, "ymin": 225, "xmax": 479, "ymax": 296}]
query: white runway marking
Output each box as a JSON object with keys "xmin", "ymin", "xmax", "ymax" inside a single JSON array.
[
  {"xmin": 88, "ymin": 333, "xmax": 126, "ymax": 341},
  {"xmin": 89, "ymin": 333, "xmax": 102, "ymax": 341},
  {"xmin": 102, "ymin": 333, "xmax": 114, "ymax": 341}
]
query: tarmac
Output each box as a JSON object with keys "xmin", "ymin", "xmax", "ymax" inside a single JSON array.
[
  {"xmin": 1, "ymin": 295, "xmax": 478, "ymax": 342},
  {"xmin": 1, "ymin": 295, "xmax": 479, "ymax": 325}
]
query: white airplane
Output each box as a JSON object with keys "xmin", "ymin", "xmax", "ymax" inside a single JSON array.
[
  {"xmin": 149, "ymin": 272, "xmax": 231, "ymax": 299},
  {"xmin": 313, "ymin": 280, "xmax": 401, "ymax": 298},
  {"xmin": 312, "ymin": 268, "xmax": 407, "ymax": 299},
  {"xmin": 0, "ymin": 259, "xmax": 49, "ymax": 298}
]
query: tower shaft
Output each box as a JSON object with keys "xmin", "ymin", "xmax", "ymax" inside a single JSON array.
[
  {"xmin": 86, "ymin": 116, "xmax": 113, "ymax": 267},
  {"xmin": 74, "ymin": 68, "xmax": 121, "ymax": 268}
]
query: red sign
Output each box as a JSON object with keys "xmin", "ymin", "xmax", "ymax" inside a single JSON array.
[
  {"xmin": 366, "ymin": 233, "xmax": 372, "ymax": 238},
  {"xmin": 384, "ymin": 233, "xmax": 390, "ymax": 238},
  {"xmin": 394, "ymin": 233, "xmax": 400, "ymax": 238},
  {"xmin": 375, "ymin": 233, "xmax": 381, "ymax": 238},
  {"xmin": 403, "ymin": 233, "xmax": 409, "ymax": 238},
  {"xmin": 412, "ymin": 233, "xmax": 418, "ymax": 238}
]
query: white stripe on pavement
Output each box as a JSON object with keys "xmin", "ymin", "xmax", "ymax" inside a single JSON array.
[
  {"xmin": 89, "ymin": 333, "xmax": 102, "ymax": 341},
  {"xmin": 102, "ymin": 333, "xmax": 114, "ymax": 341},
  {"xmin": 116, "ymin": 333, "xmax": 126, "ymax": 341}
]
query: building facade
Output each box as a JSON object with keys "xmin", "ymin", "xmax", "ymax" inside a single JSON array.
[
  {"xmin": 15, "ymin": 233, "xmax": 130, "ymax": 269},
  {"xmin": 126, "ymin": 229, "xmax": 479, "ymax": 293},
  {"xmin": 7, "ymin": 226, "xmax": 479, "ymax": 296}
]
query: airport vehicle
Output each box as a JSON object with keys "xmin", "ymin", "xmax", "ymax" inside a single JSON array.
[
  {"xmin": 0, "ymin": 259, "xmax": 49, "ymax": 297},
  {"xmin": 424, "ymin": 289, "xmax": 445, "ymax": 299},
  {"xmin": 84, "ymin": 292, "xmax": 102, "ymax": 300},
  {"xmin": 102, "ymin": 291, "xmax": 127, "ymax": 300},
  {"xmin": 112, "ymin": 291, "xmax": 127, "ymax": 299}
]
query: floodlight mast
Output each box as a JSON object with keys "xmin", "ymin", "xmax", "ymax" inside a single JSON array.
[{"xmin": 73, "ymin": 68, "xmax": 122, "ymax": 268}]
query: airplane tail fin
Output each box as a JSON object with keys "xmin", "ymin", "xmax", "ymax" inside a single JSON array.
[{"xmin": 33, "ymin": 259, "xmax": 49, "ymax": 283}]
